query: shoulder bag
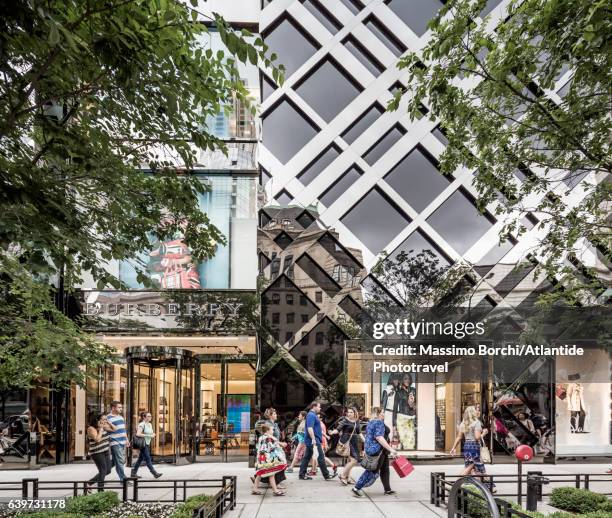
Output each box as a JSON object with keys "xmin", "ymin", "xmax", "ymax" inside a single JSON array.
[
  {"xmin": 132, "ymin": 424, "xmax": 146, "ymax": 450},
  {"xmin": 335, "ymin": 421, "xmax": 356, "ymax": 457},
  {"xmin": 360, "ymin": 450, "xmax": 382, "ymax": 471},
  {"xmin": 480, "ymin": 439, "xmax": 491, "ymax": 464}
]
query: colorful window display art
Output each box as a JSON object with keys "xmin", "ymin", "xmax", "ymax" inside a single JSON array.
[
  {"xmin": 119, "ymin": 175, "xmax": 252, "ymax": 289},
  {"xmin": 381, "ymin": 373, "xmax": 417, "ymax": 450}
]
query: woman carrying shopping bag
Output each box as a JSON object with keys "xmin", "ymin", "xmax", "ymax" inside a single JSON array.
[
  {"xmin": 450, "ymin": 405, "xmax": 494, "ymax": 491},
  {"xmin": 351, "ymin": 407, "xmax": 397, "ymax": 498}
]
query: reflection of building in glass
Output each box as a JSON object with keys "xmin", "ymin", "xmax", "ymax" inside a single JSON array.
[
  {"xmin": 258, "ymin": 207, "xmax": 368, "ymax": 413},
  {"xmin": 256, "ymin": 0, "xmax": 611, "ymax": 461}
]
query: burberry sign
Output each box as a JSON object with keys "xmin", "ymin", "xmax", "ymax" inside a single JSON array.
[
  {"xmin": 83, "ymin": 302, "xmax": 243, "ymax": 317},
  {"xmin": 77, "ymin": 290, "xmax": 253, "ymax": 332}
]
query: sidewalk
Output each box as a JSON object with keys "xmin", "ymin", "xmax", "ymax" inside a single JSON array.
[{"xmin": 0, "ymin": 461, "xmax": 610, "ymax": 517}]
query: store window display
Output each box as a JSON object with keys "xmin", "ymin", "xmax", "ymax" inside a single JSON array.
[
  {"xmin": 556, "ymin": 349, "xmax": 612, "ymax": 456},
  {"xmin": 381, "ymin": 373, "xmax": 417, "ymax": 450},
  {"xmin": 566, "ymin": 374, "xmax": 588, "ymax": 434}
]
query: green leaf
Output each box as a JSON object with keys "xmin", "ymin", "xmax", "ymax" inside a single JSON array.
[{"xmin": 48, "ymin": 23, "xmax": 60, "ymax": 45}]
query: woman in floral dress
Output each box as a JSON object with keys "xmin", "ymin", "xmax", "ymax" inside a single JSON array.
[{"xmin": 252, "ymin": 423, "xmax": 287, "ymax": 496}]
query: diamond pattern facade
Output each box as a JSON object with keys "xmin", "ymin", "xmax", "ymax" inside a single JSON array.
[{"xmin": 257, "ymin": 0, "xmax": 610, "ymax": 443}]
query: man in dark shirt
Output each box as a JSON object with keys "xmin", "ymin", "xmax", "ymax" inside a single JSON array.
[{"xmin": 298, "ymin": 402, "xmax": 336, "ymax": 481}]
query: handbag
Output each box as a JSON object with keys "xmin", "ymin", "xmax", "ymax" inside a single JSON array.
[
  {"xmin": 555, "ymin": 384, "xmax": 567, "ymax": 400},
  {"xmin": 360, "ymin": 450, "xmax": 382, "ymax": 471},
  {"xmin": 335, "ymin": 421, "xmax": 356, "ymax": 457},
  {"xmin": 132, "ymin": 424, "xmax": 146, "ymax": 450},
  {"xmin": 480, "ymin": 439, "xmax": 491, "ymax": 464},
  {"xmin": 132, "ymin": 434, "xmax": 145, "ymax": 450}
]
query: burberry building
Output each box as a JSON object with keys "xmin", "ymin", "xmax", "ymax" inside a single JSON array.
[
  {"xmin": 0, "ymin": 0, "xmax": 609, "ymax": 467},
  {"xmin": 254, "ymin": 0, "xmax": 611, "ymax": 462}
]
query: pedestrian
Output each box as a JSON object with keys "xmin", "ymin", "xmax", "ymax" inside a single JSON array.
[
  {"xmin": 298, "ymin": 402, "xmax": 337, "ymax": 481},
  {"xmin": 450, "ymin": 405, "xmax": 495, "ymax": 492},
  {"xmin": 86, "ymin": 413, "xmax": 114, "ymax": 491},
  {"xmin": 286, "ymin": 411, "xmax": 307, "ymax": 473},
  {"xmin": 254, "ymin": 408, "xmax": 287, "ymax": 489},
  {"xmin": 106, "ymin": 400, "xmax": 129, "ymax": 482},
  {"xmin": 131, "ymin": 412, "xmax": 162, "ymax": 479},
  {"xmin": 252, "ymin": 423, "xmax": 287, "ymax": 496},
  {"xmin": 352, "ymin": 407, "xmax": 397, "ymax": 498},
  {"xmin": 309, "ymin": 418, "xmax": 338, "ymax": 476},
  {"xmin": 330, "ymin": 407, "xmax": 363, "ymax": 485}
]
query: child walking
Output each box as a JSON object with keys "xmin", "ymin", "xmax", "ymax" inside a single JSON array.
[{"xmin": 252, "ymin": 423, "xmax": 288, "ymax": 496}]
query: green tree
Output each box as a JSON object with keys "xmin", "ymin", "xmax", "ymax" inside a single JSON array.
[
  {"xmin": 0, "ymin": 0, "xmax": 281, "ymax": 389},
  {"xmin": 365, "ymin": 249, "xmax": 471, "ymax": 328},
  {"xmin": 391, "ymin": 0, "xmax": 610, "ymax": 300}
]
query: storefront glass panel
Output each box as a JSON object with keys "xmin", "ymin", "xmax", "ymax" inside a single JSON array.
[{"xmin": 198, "ymin": 360, "xmax": 255, "ymax": 462}]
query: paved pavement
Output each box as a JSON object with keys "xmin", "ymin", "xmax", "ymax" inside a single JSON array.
[{"xmin": 0, "ymin": 461, "xmax": 610, "ymax": 517}]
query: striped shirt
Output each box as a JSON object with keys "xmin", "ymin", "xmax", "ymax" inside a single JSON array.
[
  {"xmin": 88, "ymin": 429, "xmax": 110, "ymax": 455},
  {"xmin": 106, "ymin": 414, "xmax": 127, "ymax": 446}
]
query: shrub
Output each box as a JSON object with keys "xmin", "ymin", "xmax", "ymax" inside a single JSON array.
[
  {"xmin": 170, "ymin": 495, "xmax": 210, "ymax": 518},
  {"xmin": 64, "ymin": 491, "xmax": 120, "ymax": 515},
  {"xmin": 461, "ymin": 484, "xmax": 549, "ymax": 518},
  {"xmin": 549, "ymin": 487, "xmax": 608, "ymax": 514},
  {"xmin": 595, "ymin": 499, "xmax": 612, "ymax": 513},
  {"xmin": 549, "ymin": 512, "xmax": 612, "ymax": 518}
]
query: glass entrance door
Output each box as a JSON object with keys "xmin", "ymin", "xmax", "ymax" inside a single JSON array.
[
  {"xmin": 197, "ymin": 358, "xmax": 255, "ymax": 462},
  {"xmin": 127, "ymin": 348, "xmax": 195, "ymax": 464}
]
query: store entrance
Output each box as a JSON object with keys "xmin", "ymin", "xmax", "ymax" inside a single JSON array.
[
  {"xmin": 125, "ymin": 347, "xmax": 255, "ymax": 464},
  {"xmin": 197, "ymin": 358, "xmax": 256, "ymax": 463},
  {"xmin": 127, "ymin": 347, "xmax": 195, "ymax": 463}
]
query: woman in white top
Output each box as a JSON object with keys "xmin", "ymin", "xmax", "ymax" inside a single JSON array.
[
  {"xmin": 130, "ymin": 412, "xmax": 162, "ymax": 479},
  {"xmin": 450, "ymin": 406, "xmax": 494, "ymax": 490}
]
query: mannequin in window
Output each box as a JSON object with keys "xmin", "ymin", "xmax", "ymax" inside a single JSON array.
[
  {"xmin": 566, "ymin": 374, "xmax": 588, "ymax": 433},
  {"xmin": 381, "ymin": 374, "xmax": 400, "ymax": 443}
]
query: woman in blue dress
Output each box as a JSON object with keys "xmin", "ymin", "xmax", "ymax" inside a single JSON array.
[
  {"xmin": 450, "ymin": 405, "xmax": 494, "ymax": 491},
  {"xmin": 351, "ymin": 407, "xmax": 398, "ymax": 498}
]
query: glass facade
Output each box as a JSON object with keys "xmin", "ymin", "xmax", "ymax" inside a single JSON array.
[
  {"xmin": 9, "ymin": 0, "xmax": 609, "ymax": 470},
  {"xmin": 118, "ymin": 174, "xmax": 256, "ymax": 290},
  {"xmin": 257, "ymin": 0, "xmax": 611, "ymax": 464},
  {"xmin": 295, "ymin": 58, "xmax": 362, "ymax": 122},
  {"xmin": 341, "ymin": 187, "xmax": 410, "ymax": 255}
]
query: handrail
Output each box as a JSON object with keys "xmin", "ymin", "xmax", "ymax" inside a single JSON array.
[
  {"xmin": 431, "ymin": 471, "xmax": 612, "ymax": 508},
  {"xmin": 447, "ymin": 476, "xmax": 500, "ymax": 518}
]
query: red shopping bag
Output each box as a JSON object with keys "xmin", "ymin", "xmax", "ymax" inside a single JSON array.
[{"xmin": 391, "ymin": 456, "xmax": 414, "ymax": 478}]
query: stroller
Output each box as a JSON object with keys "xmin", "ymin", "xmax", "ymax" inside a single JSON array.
[{"xmin": 0, "ymin": 432, "xmax": 29, "ymax": 460}]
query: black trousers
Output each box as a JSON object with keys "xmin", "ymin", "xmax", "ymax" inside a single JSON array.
[
  {"xmin": 89, "ymin": 451, "xmax": 111, "ymax": 490},
  {"xmin": 378, "ymin": 450, "xmax": 391, "ymax": 492},
  {"xmin": 570, "ymin": 410, "xmax": 586, "ymax": 431},
  {"xmin": 299, "ymin": 443, "xmax": 330, "ymax": 478}
]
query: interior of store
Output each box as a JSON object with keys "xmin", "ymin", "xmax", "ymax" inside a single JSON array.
[{"xmin": 81, "ymin": 335, "xmax": 256, "ymax": 463}]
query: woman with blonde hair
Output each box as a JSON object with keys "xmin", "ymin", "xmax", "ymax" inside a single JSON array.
[{"xmin": 450, "ymin": 405, "xmax": 494, "ymax": 490}]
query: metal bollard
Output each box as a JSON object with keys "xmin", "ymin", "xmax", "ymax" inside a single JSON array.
[
  {"xmin": 526, "ymin": 474, "xmax": 549, "ymax": 512},
  {"xmin": 528, "ymin": 471, "xmax": 544, "ymax": 501}
]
